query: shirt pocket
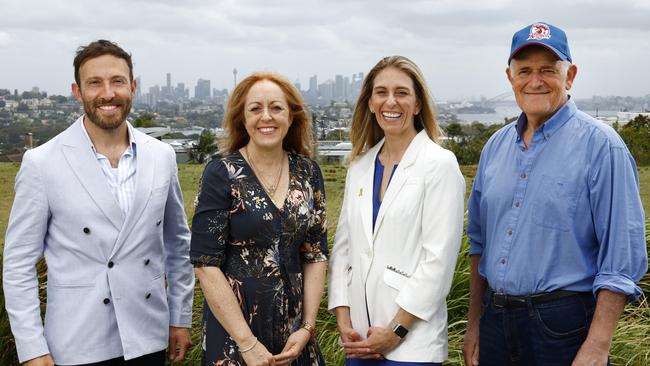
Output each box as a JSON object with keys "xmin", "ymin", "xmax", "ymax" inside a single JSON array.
[
  {"xmin": 383, "ymin": 265, "xmax": 410, "ymax": 291},
  {"xmin": 532, "ymin": 175, "xmax": 578, "ymax": 231}
]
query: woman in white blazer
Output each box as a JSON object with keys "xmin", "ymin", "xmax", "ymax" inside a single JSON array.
[{"xmin": 328, "ymin": 56, "xmax": 465, "ymax": 365}]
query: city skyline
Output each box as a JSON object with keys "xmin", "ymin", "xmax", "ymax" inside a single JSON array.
[{"xmin": 1, "ymin": 0, "xmax": 649, "ymax": 101}]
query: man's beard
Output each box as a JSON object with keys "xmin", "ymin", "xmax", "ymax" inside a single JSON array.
[{"xmin": 83, "ymin": 96, "xmax": 132, "ymax": 130}]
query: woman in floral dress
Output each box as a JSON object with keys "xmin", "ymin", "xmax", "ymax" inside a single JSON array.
[{"xmin": 191, "ymin": 72, "xmax": 328, "ymax": 366}]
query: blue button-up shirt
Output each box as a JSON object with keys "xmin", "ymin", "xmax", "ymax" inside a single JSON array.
[{"xmin": 468, "ymin": 98, "xmax": 647, "ymax": 301}]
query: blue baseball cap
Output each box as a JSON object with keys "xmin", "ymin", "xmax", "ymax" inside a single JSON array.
[{"xmin": 509, "ymin": 22, "xmax": 572, "ymax": 64}]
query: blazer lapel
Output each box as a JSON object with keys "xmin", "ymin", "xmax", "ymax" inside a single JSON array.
[
  {"xmin": 110, "ymin": 129, "xmax": 154, "ymax": 257},
  {"xmin": 372, "ymin": 131, "xmax": 426, "ymax": 239},
  {"xmin": 356, "ymin": 140, "xmax": 383, "ymax": 248},
  {"xmin": 359, "ymin": 161, "xmax": 374, "ymax": 249},
  {"xmin": 61, "ymin": 118, "xmax": 125, "ymax": 231}
]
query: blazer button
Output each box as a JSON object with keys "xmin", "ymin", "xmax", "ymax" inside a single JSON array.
[
  {"xmin": 83, "ymin": 227, "xmax": 90, "ymax": 234},
  {"xmin": 107, "ymin": 261, "xmax": 114, "ymax": 268},
  {"xmin": 145, "ymin": 293, "xmax": 151, "ymax": 299},
  {"xmin": 144, "ymin": 259, "xmax": 150, "ymax": 266},
  {"xmin": 156, "ymin": 220, "xmax": 162, "ymax": 226},
  {"xmin": 103, "ymin": 298, "xmax": 110, "ymax": 305}
]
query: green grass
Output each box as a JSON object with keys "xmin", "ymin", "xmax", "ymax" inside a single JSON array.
[
  {"xmin": 0, "ymin": 163, "xmax": 19, "ymax": 250},
  {"xmin": 0, "ymin": 162, "xmax": 649, "ymax": 365}
]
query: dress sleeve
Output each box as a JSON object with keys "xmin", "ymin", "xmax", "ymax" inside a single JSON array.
[
  {"xmin": 190, "ymin": 159, "xmax": 231, "ymax": 268},
  {"xmin": 300, "ymin": 159, "xmax": 328, "ymax": 263}
]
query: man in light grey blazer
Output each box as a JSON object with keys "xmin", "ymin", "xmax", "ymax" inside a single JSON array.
[{"xmin": 2, "ymin": 40, "xmax": 194, "ymax": 366}]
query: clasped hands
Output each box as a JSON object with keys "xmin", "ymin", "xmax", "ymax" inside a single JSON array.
[
  {"xmin": 240, "ymin": 327, "xmax": 313, "ymax": 366},
  {"xmin": 339, "ymin": 324, "xmax": 400, "ymax": 360}
]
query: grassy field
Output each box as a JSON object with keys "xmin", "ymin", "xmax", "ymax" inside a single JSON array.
[{"xmin": 0, "ymin": 162, "xmax": 649, "ymax": 365}]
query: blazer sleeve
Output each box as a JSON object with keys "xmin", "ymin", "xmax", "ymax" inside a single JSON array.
[
  {"xmin": 327, "ymin": 167, "xmax": 352, "ymax": 311},
  {"xmin": 395, "ymin": 151, "xmax": 465, "ymax": 321},
  {"xmin": 2, "ymin": 150, "xmax": 51, "ymax": 362},
  {"xmin": 162, "ymin": 145, "xmax": 195, "ymax": 328}
]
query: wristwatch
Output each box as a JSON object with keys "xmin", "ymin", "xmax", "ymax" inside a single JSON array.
[{"xmin": 389, "ymin": 320, "xmax": 409, "ymax": 339}]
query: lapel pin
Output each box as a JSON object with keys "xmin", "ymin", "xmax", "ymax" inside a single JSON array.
[{"xmin": 358, "ymin": 188, "xmax": 363, "ymax": 197}]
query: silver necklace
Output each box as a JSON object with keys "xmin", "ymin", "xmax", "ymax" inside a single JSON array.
[{"xmin": 245, "ymin": 145, "xmax": 285, "ymax": 198}]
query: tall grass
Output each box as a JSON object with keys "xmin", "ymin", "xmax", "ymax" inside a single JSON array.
[
  {"xmin": 0, "ymin": 257, "xmax": 47, "ymax": 366},
  {"xmin": 0, "ymin": 253, "xmax": 19, "ymax": 366},
  {"xmin": 1, "ymin": 163, "xmax": 649, "ymax": 365}
]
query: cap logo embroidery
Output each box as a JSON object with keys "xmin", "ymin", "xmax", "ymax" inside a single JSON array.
[{"xmin": 528, "ymin": 23, "xmax": 551, "ymax": 40}]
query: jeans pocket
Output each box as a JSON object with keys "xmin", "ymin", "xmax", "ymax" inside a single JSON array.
[{"xmin": 534, "ymin": 297, "xmax": 591, "ymax": 338}]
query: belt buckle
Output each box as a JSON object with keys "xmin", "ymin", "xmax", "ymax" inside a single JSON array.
[{"xmin": 492, "ymin": 293, "xmax": 506, "ymax": 307}]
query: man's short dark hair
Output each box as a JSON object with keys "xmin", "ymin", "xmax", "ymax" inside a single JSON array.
[{"xmin": 73, "ymin": 40, "xmax": 133, "ymax": 86}]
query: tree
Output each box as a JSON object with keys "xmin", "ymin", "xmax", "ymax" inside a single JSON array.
[
  {"xmin": 445, "ymin": 122, "xmax": 464, "ymax": 139},
  {"xmin": 133, "ymin": 113, "xmax": 159, "ymax": 127},
  {"xmin": 189, "ymin": 129, "xmax": 218, "ymax": 163},
  {"xmin": 444, "ymin": 122, "xmax": 505, "ymax": 165},
  {"xmin": 618, "ymin": 115, "xmax": 650, "ymax": 166}
]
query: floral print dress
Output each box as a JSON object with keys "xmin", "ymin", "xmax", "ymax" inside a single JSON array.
[{"xmin": 190, "ymin": 151, "xmax": 328, "ymax": 366}]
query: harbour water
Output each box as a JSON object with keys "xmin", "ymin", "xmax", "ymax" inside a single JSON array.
[{"xmin": 455, "ymin": 106, "xmax": 621, "ymax": 125}]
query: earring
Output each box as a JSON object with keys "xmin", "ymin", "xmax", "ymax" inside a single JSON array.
[{"xmin": 370, "ymin": 109, "xmax": 375, "ymax": 114}]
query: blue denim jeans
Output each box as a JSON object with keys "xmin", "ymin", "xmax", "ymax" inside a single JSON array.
[
  {"xmin": 479, "ymin": 290, "xmax": 608, "ymax": 366},
  {"xmin": 346, "ymin": 359, "xmax": 442, "ymax": 366}
]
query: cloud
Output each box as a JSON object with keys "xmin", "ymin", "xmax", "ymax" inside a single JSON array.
[
  {"xmin": 0, "ymin": 0, "xmax": 648, "ymax": 99},
  {"xmin": 0, "ymin": 32, "xmax": 12, "ymax": 48}
]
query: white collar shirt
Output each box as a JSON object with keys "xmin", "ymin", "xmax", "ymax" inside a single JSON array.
[{"xmin": 81, "ymin": 119, "xmax": 137, "ymax": 215}]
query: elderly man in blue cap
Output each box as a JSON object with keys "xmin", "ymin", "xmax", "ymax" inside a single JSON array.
[{"xmin": 462, "ymin": 22, "xmax": 647, "ymax": 365}]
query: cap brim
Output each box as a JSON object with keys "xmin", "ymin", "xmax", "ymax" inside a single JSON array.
[{"xmin": 508, "ymin": 41, "xmax": 570, "ymax": 63}]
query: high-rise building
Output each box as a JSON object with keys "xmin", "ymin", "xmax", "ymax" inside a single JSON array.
[
  {"xmin": 350, "ymin": 72, "xmax": 364, "ymax": 101},
  {"xmin": 318, "ymin": 80, "xmax": 334, "ymax": 104},
  {"xmin": 175, "ymin": 83, "xmax": 188, "ymax": 99},
  {"xmin": 163, "ymin": 73, "xmax": 172, "ymax": 98},
  {"xmin": 195, "ymin": 79, "xmax": 211, "ymax": 100},
  {"xmin": 148, "ymin": 85, "xmax": 161, "ymax": 107},
  {"xmin": 135, "ymin": 76, "xmax": 142, "ymax": 98},
  {"xmin": 309, "ymin": 75, "xmax": 317, "ymax": 94},
  {"xmin": 306, "ymin": 75, "xmax": 318, "ymax": 104},
  {"xmin": 335, "ymin": 75, "xmax": 344, "ymax": 101}
]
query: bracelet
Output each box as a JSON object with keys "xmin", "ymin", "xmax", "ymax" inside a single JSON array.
[
  {"xmin": 301, "ymin": 321, "xmax": 316, "ymax": 337},
  {"xmin": 238, "ymin": 337, "xmax": 258, "ymax": 353}
]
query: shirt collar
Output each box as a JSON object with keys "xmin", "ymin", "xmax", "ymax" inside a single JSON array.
[
  {"xmin": 515, "ymin": 96, "xmax": 577, "ymax": 142},
  {"xmin": 80, "ymin": 117, "xmax": 137, "ymax": 157}
]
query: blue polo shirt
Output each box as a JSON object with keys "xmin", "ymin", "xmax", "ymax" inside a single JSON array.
[{"xmin": 467, "ymin": 98, "xmax": 647, "ymax": 301}]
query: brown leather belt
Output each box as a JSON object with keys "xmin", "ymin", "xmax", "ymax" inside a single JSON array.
[{"xmin": 491, "ymin": 290, "xmax": 590, "ymax": 308}]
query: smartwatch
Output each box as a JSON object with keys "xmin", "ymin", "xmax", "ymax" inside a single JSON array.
[{"xmin": 389, "ymin": 320, "xmax": 409, "ymax": 339}]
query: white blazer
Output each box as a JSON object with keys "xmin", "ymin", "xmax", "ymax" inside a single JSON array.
[
  {"xmin": 328, "ymin": 131, "xmax": 465, "ymax": 362},
  {"xmin": 2, "ymin": 116, "xmax": 194, "ymax": 365}
]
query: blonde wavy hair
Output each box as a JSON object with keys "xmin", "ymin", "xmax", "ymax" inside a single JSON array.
[{"xmin": 349, "ymin": 55, "xmax": 441, "ymax": 161}]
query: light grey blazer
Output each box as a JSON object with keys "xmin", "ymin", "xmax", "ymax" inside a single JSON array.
[
  {"xmin": 2, "ymin": 116, "xmax": 194, "ymax": 364},
  {"xmin": 328, "ymin": 131, "xmax": 465, "ymax": 362}
]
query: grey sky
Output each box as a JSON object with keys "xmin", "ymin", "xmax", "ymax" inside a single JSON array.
[{"xmin": 1, "ymin": 0, "xmax": 649, "ymax": 101}]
